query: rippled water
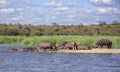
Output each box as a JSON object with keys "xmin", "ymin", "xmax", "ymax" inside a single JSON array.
[{"xmin": 0, "ymin": 44, "xmax": 120, "ymax": 72}]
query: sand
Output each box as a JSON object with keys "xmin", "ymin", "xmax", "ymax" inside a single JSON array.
[{"xmin": 54, "ymin": 49, "xmax": 120, "ymax": 54}]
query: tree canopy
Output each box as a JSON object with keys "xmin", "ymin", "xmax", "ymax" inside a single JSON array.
[{"xmin": 0, "ymin": 22, "xmax": 120, "ymax": 36}]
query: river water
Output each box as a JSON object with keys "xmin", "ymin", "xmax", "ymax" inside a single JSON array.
[{"xmin": 0, "ymin": 44, "xmax": 120, "ymax": 72}]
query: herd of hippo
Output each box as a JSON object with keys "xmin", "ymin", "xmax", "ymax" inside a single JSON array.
[{"xmin": 7, "ymin": 39, "xmax": 112, "ymax": 52}]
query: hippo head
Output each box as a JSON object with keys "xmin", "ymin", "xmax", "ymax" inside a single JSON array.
[
  {"xmin": 52, "ymin": 46, "xmax": 57, "ymax": 50},
  {"xmin": 90, "ymin": 46, "xmax": 95, "ymax": 48},
  {"xmin": 95, "ymin": 43, "xmax": 99, "ymax": 48},
  {"xmin": 95, "ymin": 45, "xmax": 99, "ymax": 48}
]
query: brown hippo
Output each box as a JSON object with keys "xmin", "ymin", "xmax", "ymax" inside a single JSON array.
[
  {"xmin": 58, "ymin": 41, "xmax": 68, "ymax": 49},
  {"xmin": 19, "ymin": 47, "xmax": 39, "ymax": 52},
  {"xmin": 78, "ymin": 45, "xmax": 93, "ymax": 50},
  {"xmin": 39, "ymin": 42, "xmax": 57, "ymax": 51},
  {"xmin": 7, "ymin": 48, "xmax": 18, "ymax": 52},
  {"xmin": 59, "ymin": 41, "xmax": 78, "ymax": 50},
  {"xmin": 60, "ymin": 41, "xmax": 68, "ymax": 46},
  {"xmin": 57, "ymin": 46, "xmax": 64, "ymax": 50},
  {"xmin": 96, "ymin": 39, "xmax": 112, "ymax": 49}
]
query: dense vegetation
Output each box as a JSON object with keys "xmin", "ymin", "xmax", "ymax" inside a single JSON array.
[
  {"xmin": 0, "ymin": 21, "xmax": 120, "ymax": 47},
  {"xmin": 0, "ymin": 36, "xmax": 120, "ymax": 47},
  {"xmin": 0, "ymin": 21, "xmax": 120, "ymax": 36}
]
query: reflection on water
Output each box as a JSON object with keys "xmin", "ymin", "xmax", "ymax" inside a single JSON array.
[{"xmin": 0, "ymin": 44, "xmax": 120, "ymax": 72}]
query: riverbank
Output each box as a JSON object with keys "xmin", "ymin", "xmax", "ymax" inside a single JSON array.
[{"xmin": 39, "ymin": 49, "xmax": 120, "ymax": 54}]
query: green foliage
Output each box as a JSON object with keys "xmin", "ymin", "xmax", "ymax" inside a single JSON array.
[
  {"xmin": 0, "ymin": 36, "xmax": 120, "ymax": 47},
  {"xmin": 0, "ymin": 23, "xmax": 120, "ymax": 36},
  {"xmin": 0, "ymin": 36, "xmax": 25, "ymax": 44}
]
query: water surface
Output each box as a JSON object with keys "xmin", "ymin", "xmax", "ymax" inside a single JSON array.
[{"xmin": 0, "ymin": 44, "xmax": 120, "ymax": 72}]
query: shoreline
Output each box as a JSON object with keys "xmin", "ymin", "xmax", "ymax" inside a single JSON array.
[{"xmin": 40, "ymin": 49, "xmax": 120, "ymax": 54}]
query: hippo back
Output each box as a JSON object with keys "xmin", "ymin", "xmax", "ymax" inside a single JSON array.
[
  {"xmin": 39, "ymin": 42, "xmax": 52, "ymax": 48},
  {"xmin": 60, "ymin": 41, "xmax": 68, "ymax": 46},
  {"xmin": 64, "ymin": 41, "xmax": 78, "ymax": 50},
  {"xmin": 19, "ymin": 47, "xmax": 38, "ymax": 52},
  {"xmin": 78, "ymin": 45, "xmax": 92, "ymax": 50},
  {"xmin": 39, "ymin": 42, "xmax": 57, "ymax": 50}
]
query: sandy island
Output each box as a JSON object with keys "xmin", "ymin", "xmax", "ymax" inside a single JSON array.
[{"xmin": 40, "ymin": 49, "xmax": 120, "ymax": 54}]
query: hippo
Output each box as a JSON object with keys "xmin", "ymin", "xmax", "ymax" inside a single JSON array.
[
  {"xmin": 59, "ymin": 41, "xmax": 78, "ymax": 50},
  {"xmin": 60, "ymin": 41, "xmax": 68, "ymax": 47},
  {"xmin": 96, "ymin": 39, "xmax": 112, "ymax": 49},
  {"xmin": 7, "ymin": 48, "xmax": 18, "ymax": 52},
  {"xmin": 19, "ymin": 47, "xmax": 39, "ymax": 52},
  {"xmin": 39, "ymin": 42, "xmax": 57, "ymax": 51},
  {"xmin": 58, "ymin": 41, "xmax": 68, "ymax": 49},
  {"xmin": 57, "ymin": 46, "xmax": 64, "ymax": 50},
  {"xmin": 77, "ymin": 45, "xmax": 93, "ymax": 50}
]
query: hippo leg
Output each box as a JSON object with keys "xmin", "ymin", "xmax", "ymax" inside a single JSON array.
[
  {"xmin": 43, "ymin": 48, "xmax": 46, "ymax": 51},
  {"xmin": 110, "ymin": 45, "xmax": 111, "ymax": 49},
  {"xmin": 100, "ymin": 45, "xmax": 103, "ymax": 48},
  {"xmin": 74, "ymin": 47, "xmax": 76, "ymax": 50},
  {"xmin": 108, "ymin": 45, "xmax": 111, "ymax": 49},
  {"xmin": 72, "ymin": 47, "xmax": 74, "ymax": 50},
  {"xmin": 107, "ymin": 46, "xmax": 109, "ymax": 49},
  {"xmin": 50, "ymin": 47, "xmax": 52, "ymax": 50}
]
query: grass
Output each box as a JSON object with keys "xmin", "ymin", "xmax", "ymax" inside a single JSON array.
[{"xmin": 0, "ymin": 36, "xmax": 120, "ymax": 48}]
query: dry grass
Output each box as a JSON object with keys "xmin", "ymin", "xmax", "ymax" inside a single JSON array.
[{"xmin": 55, "ymin": 49, "xmax": 120, "ymax": 54}]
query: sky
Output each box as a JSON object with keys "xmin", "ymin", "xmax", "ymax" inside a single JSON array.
[{"xmin": 0, "ymin": 0, "xmax": 120, "ymax": 25}]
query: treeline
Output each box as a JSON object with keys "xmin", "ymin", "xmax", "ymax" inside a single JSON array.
[{"xmin": 0, "ymin": 21, "xmax": 120, "ymax": 36}]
